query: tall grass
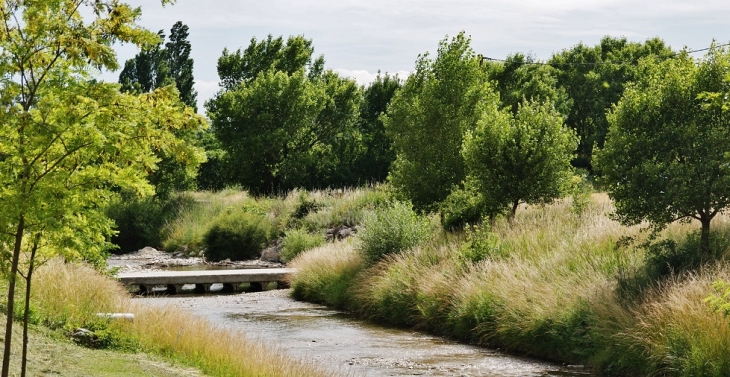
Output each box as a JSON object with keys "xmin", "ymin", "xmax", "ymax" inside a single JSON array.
[
  {"xmin": 160, "ymin": 186, "xmax": 391, "ymax": 257},
  {"xmin": 30, "ymin": 259, "xmax": 336, "ymax": 377},
  {"xmin": 288, "ymin": 240, "xmax": 366, "ymax": 309},
  {"xmin": 290, "ymin": 192, "xmax": 730, "ymax": 376}
]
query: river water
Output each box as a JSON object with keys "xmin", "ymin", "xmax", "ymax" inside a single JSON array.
[{"xmin": 139, "ymin": 289, "xmax": 597, "ymax": 377}]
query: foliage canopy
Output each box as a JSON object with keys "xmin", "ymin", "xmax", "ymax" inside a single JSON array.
[
  {"xmin": 0, "ymin": 0, "xmax": 205, "ymax": 374},
  {"xmin": 596, "ymin": 47, "xmax": 730, "ymax": 254}
]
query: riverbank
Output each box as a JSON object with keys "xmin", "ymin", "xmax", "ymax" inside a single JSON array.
[
  {"xmin": 0, "ymin": 312, "xmax": 204, "ymax": 377},
  {"xmin": 2, "ymin": 259, "xmax": 335, "ymax": 377},
  {"xmin": 142, "ymin": 288, "xmax": 594, "ymax": 377},
  {"xmin": 289, "ymin": 193, "xmax": 730, "ymax": 376}
]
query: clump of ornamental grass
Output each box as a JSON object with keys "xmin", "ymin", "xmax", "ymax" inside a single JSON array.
[
  {"xmin": 352, "ymin": 241, "xmax": 463, "ymax": 330},
  {"xmin": 357, "ymin": 200, "xmax": 435, "ymax": 264},
  {"xmin": 590, "ymin": 266, "xmax": 730, "ymax": 376},
  {"xmin": 29, "ymin": 259, "xmax": 336, "ymax": 377},
  {"xmin": 288, "ymin": 240, "xmax": 366, "ymax": 309}
]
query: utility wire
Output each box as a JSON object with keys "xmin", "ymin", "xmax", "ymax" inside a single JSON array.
[{"xmin": 479, "ymin": 42, "xmax": 730, "ymax": 67}]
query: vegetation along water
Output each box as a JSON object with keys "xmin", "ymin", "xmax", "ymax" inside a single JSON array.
[{"xmin": 2, "ymin": 0, "xmax": 730, "ymax": 376}]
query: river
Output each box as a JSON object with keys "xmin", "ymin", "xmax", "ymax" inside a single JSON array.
[{"xmin": 138, "ymin": 289, "xmax": 597, "ymax": 377}]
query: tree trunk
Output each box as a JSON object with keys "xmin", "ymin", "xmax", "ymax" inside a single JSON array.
[
  {"xmin": 700, "ymin": 217, "xmax": 712, "ymax": 256},
  {"xmin": 2, "ymin": 217, "xmax": 25, "ymax": 377},
  {"xmin": 508, "ymin": 200, "xmax": 519, "ymax": 224},
  {"xmin": 20, "ymin": 235, "xmax": 38, "ymax": 377}
]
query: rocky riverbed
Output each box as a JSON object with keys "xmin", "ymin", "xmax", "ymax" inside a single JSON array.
[{"xmin": 107, "ymin": 247, "xmax": 284, "ymax": 274}]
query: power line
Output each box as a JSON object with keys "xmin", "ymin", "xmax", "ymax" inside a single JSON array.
[{"xmin": 479, "ymin": 42, "xmax": 730, "ymax": 67}]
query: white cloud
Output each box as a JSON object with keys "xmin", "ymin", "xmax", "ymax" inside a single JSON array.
[
  {"xmin": 104, "ymin": 0, "xmax": 730, "ymax": 105},
  {"xmin": 194, "ymin": 79, "xmax": 220, "ymax": 111},
  {"xmin": 334, "ymin": 69, "xmax": 411, "ymax": 86}
]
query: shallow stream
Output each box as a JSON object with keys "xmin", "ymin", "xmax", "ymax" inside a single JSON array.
[{"xmin": 139, "ymin": 289, "xmax": 598, "ymax": 377}]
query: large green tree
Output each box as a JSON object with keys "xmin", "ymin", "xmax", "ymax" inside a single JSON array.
[
  {"xmin": 383, "ymin": 32, "xmax": 495, "ymax": 210},
  {"xmin": 485, "ymin": 53, "xmax": 571, "ymax": 117},
  {"xmin": 353, "ymin": 72, "xmax": 402, "ymax": 183},
  {"xmin": 119, "ymin": 21, "xmax": 198, "ymax": 109},
  {"xmin": 206, "ymin": 35, "xmax": 361, "ymax": 193},
  {"xmin": 462, "ymin": 101, "xmax": 577, "ymax": 221},
  {"xmin": 550, "ymin": 37, "xmax": 673, "ymax": 168},
  {"xmin": 596, "ymin": 47, "xmax": 730, "ymax": 255},
  {"xmin": 0, "ymin": 1, "xmax": 206, "ymax": 375},
  {"xmin": 165, "ymin": 21, "xmax": 197, "ymax": 110}
]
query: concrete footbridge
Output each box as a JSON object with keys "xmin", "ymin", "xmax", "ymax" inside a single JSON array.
[{"xmin": 117, "ymin": 268, "xmax": 295, "ymax": 295}]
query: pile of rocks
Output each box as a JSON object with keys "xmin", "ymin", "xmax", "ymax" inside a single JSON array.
[
  {"xmin": 107, "ymin": 246, "xmax": 283, "ymax": 273},
  {"xmin": 325, "ymin": 225, "xmax": 358, "ymax": 242}
]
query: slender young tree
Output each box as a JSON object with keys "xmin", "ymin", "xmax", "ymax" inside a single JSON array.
[
  {"xmin": 0, "ymin": 1, "xmax": 206, "ymax": 375},
  {"xmin": 383, "ymin": 32, "xmax": 494, "ymax": 210}
]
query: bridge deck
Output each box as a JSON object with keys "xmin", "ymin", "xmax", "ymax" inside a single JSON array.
[{"xmin": 117, "ymin": 268, "xmax": 295, "ymax": 287}]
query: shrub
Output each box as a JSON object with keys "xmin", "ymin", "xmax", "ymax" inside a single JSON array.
[
  {"xmin": 203, "ymin": 211, "xmax": 274, "ymax": 261},
  {"xmin": 105, "ymin": 194, "xmax": 194, "ymax": 253},
  {"xmin": 457, "ymin": 224, "xmax": 505, "ymax": 265},
  {"xmin": 439, "ymin": 182, "xmax": 489, "ymax": 230},
  {"xmin": 357, "ymin": 201, "xmax": 432, "ymax": 263},
  {"xmin": 280, "ymin": 228, "xmax": 325, "ymax": 262}
]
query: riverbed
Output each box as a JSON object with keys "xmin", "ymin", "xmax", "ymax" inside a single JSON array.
[{"xmin": 139, "ymin": 289, "xmax": 597, "ymax": 377}]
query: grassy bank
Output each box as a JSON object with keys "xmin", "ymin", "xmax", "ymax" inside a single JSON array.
[
  {"xmin": 109, "ymin": 187, "xmax": 390, "ymax": 261},
  {"xmin": 289, "ymin": 193, "xmax": 730, "ymax": 376},
  {"xmin": 5, "ymin": 259, "xmax": 336, "ymax": 377}
]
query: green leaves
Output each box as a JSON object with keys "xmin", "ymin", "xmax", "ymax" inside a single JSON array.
[
  {"xmin": 384, "ymin": 32, "xmax": 493, "ymax": 210},
  {"xmin": 463, "ymin": 100, "xmax": 577, "ymax": 220},
  {"xmin": 596, "ymin": 47, "xmax": 730, "ymax": 253},
  {"xmin": 208, "ymin": 45, "xmax": 363, "ymax": 193}
]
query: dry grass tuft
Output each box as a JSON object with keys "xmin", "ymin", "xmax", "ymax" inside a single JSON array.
[{"xmin": 31, "ymin": 259, "xmax": 335, "ymax": 377}]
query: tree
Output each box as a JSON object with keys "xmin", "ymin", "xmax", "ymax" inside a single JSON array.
[
  {"xmin": 485, "ymin": 53, "xmax": 571, "ymax": 117},
  {"xmin": 216, "ymin": 34, "xmax": 318, "ymax": 91},
  {"xmin": 119, "ymin": 31, "xmax": 170, "ymax": 93},
  {"xmin": 206, "ymin": 35, "xmax": 362, "ymax": 193},
  {"xmin": 550, "ymin": 37, "xmax": 673, "ymax": 169},
  {"xmin": 354, "ymin": 72, "xmax": 402, "ymax": 183},
  {"xmin": 166, "ymin": 21, "xmax": 198, "ymax": 110},
  {"xmin": 0, "ymin": 1, "xmax": 206, "ymax": 375},
  {"xmin": 462, "ymin": 101, "xmax": 577, "ymax": 221},
  {"xmin": 596, "ymin": 47, "xmax": 730, "ymax": 255},
  {"xmin": 120, "ymin": 21, "xmax": 197, "ymax": 109},
  {"xmin": 383, "ymin": 32, "xmax": 495, "ymax": 210},
  {"xmin": 119, "ymin": 21, "xmax": 201, "ymax": 197}
]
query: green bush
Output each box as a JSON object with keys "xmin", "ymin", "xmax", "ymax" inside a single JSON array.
[
  {"xmin": 458, "ymin": 224, "xmax": 506, "ymax": 264},
  {"xmin": 357, "ymin": 201, "xmax": 432, "ymax": 263},
  {"xmin": 280, "ymin": 228, "xmax": 325, "ymax": 262},
  {"xmin": 440, "ymin": 182, "xmax": 489, "ymax": 230},
  {"xmin": 203, "ymin": 211, "xmax": 274, "ymax": 261},
  {"xmin": 106, "ymin": 194, "xmax": 194, "ymax": 253}
]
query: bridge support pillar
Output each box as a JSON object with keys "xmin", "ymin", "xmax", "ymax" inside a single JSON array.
[
  {"xmin": 221, "ymin": 283, "xmax": 239, "ymax": 293},
  {"xmin": 166, "ymin": 284, "xmax": 185, "ymax": 295},
  {"xmin": 138, "ymin": 285, "xmax": 149, "ymax": 295},
  {"xmin": 248, "ymin": 282, "xmax": 264, "ymax": 292},
  {"xmin": 194, "ymin": 283, "xmax": 212, "ymax": 293}
]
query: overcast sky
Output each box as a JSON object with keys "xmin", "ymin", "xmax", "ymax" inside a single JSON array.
[{"xmin": 99, "ymin": 0, "xmax": 730, "ymax": 111}]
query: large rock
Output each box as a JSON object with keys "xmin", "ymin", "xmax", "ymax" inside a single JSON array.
[
  {"xmin": 326, "ymin": 225, "xmax": 358, "ymax": 242},
  {"xmin": 260, "ymin": 239, "xmax": 283, "ymax": 263}
]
